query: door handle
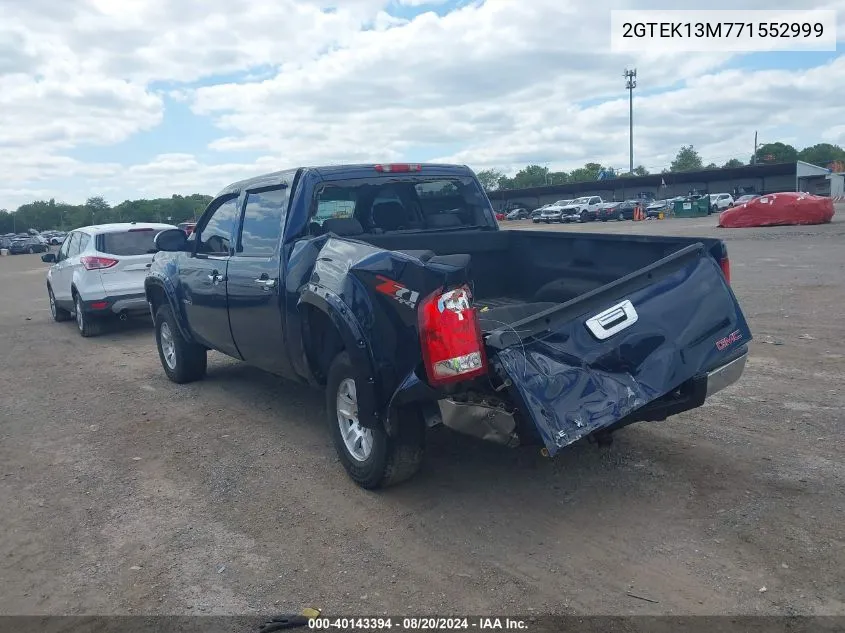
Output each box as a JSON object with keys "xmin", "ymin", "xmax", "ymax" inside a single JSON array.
[{"xmin": 255, "ymin": 277, "xmax": 277, "ymax": 290}]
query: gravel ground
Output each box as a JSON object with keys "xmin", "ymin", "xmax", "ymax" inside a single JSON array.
[{"xmin": 1, "ymin": 208, "xmax": 843, "ymax": 617}]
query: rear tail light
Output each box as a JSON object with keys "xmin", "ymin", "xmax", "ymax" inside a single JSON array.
[
  {"xmin": 418, "ymin": 285, "xmax": 487, "ymax": 386},
  {"xmin": 374, "ymin": 164, "xmax": 422, "ymax": 173},
  {"xmin": 81, "ymin": 256, "xmax": 118, "ymax": 270},
  {"xmin": 720, "ymin": 257, "xmax": 730, "ymax": 284}
]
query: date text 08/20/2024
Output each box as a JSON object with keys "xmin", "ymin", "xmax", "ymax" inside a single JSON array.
[{"xmin": 307, "ymin": 617, "xmax": 528, "ymax": 630}]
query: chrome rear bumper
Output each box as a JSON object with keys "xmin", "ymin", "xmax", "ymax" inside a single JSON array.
[{"xmin": 705, "ymin": 352, "xmax": 748, "ymax": 398}]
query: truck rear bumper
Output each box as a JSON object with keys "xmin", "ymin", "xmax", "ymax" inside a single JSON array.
[{"xmin": 705, "ymin": 351, "xmax": 747, "ymax": 398}]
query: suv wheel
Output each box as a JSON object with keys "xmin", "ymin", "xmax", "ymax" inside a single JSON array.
[
  {"xmin": 618, "ymin": 211, "xmax": 625, "ymax": 221},
  {"xmin": 75, "ymin": 294, "xmax": 102, "ymax": 337},
  {"xmin": 580, "ymin": 211, "xmax": 588, "ymax": 222},
  {"xmin": 154, "ymin": 304, "xmax": 207, "ymax": 383},
  {"xmin": 327, "ymin": 351, "xmax": 424, "ymax": 489},
  {"xmin": 48, "ymin": 285, "xmax": 72, "ymax": 322}
]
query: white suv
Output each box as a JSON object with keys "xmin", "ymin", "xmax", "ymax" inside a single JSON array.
[
  {"xmin": 709, "ymin": 193, "xmax": 734, "ymax": 212},
  {"xmin": 43, "ymin": 222, "xmax": 176, "ymax": 336}
]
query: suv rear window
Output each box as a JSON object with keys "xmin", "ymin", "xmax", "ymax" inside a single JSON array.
[{"xmin": 98, "ymin": 229, "xmax": 158, "ymax": 256}]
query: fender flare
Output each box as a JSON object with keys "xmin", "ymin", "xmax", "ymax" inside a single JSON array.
[
  {"xmin": 298, "ymin": 284, "xmax": 383, "ymax": 431},
  {"xmin": 144, "ymin": 275, "xmax": 196, "ymax": 343}
]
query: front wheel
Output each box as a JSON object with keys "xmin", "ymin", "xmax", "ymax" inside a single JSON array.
[
  {"xmin": 580, "ymin": 211, "xmax": 588, "ymax": 223},
  {"xmin": 154, "ymin": 304, "xmax": 207, "ymax": 383},
  {"xmin": 28, "ymin": 246, "xmax": 35, "ymax": 254},
  {"xmin": 618, "ymin": 212, "xmax": 625, "ymax": 221},
  {"xmin": 327, "ymin": 352, "xmax": 424, "ymax": 489}
]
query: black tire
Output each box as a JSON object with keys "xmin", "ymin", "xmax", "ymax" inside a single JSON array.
[
  {"xmin": 28, "ymin": 246, "xmax": 35, "ymax": 254},
  {"xmin": 618, "ymin": 212, "xmax": 625, "ymax": 221},
  {"xmin": 580, "ymin": 211, "xmax": 588, "ymax": 223},
  {"xmin": 327, "ymin": 352, "xmax": 424, "ymax": 489},
  {"xmin": 74, "ymin": 293, "xmax": 102, "ymax": 337},
  {"xmin": 48, "ymin": 285, "xmax": 71, "ymax": 322},
  {"xmin": 154, "ymin": 304, "xmax": 207, "ymax": 383}
]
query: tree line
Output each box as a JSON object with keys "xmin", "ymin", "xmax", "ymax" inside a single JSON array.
[
  {"xmin": 476, "ymin": 142, "xmax": 845, "ymax": 191},
  {"xmin": 0, "ymin": 194, "xmax": 212, "ymax": 234},
  {"xmin": 2, "ymin": 141, "xmax": 843, "ymax": 231}
]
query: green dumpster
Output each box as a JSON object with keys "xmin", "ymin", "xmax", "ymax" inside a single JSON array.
[{"xmin": 673, "ymin": 198, "xmax": 710, "ymax": 217}]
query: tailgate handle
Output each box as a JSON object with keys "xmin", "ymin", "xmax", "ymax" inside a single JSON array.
[{"xmin": 585, "ymin": 300, "xmax": 638, "ymax": 340}]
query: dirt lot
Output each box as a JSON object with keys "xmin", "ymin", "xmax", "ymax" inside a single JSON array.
[{"xmin": 1, "ymin": 210, "xmax": 844, "ymax": 617}]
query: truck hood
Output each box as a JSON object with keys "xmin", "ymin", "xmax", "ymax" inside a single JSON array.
[{"xmin": 485, "ymin": 244, "xmax": 751, "ymax": 455}]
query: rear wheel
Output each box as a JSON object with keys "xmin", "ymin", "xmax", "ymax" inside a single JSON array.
[
  {"xmin": 155, "ymin": 304, "xmax": 207, "ymax": 383},
  {"xmin": 75, "ymin": 293, "xmax": 102, "ymax": 337},
  {"xmin": 28, "ymin": 246, "xmax": 35, "ymax": 254},
  {"xmin": 618, "ymin": 212, "xmax": 625, "ymax": 221},
  {"xmin": 327, "ymin": 351, "xmax": 424, "ymax": 489},
  {"xmin": 48, "ymin": 286, "xmax": 71, "ymax": 322}
]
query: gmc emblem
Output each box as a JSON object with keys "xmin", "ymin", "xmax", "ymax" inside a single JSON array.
[{"xmin": 716, "ymin": 329, "xmax": 742, "ymax": 351}]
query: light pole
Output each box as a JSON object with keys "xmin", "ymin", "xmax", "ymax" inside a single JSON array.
[{"xmin": 624, "ymin": 68, "xmax": 637, "ymax": 176}]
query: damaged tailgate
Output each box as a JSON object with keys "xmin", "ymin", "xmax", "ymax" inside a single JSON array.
[{"xmin": 484, "ymin": 243, "xmax": 751, "ymax": 455}]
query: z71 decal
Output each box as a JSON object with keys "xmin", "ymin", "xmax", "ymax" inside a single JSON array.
[
  {"xmin": 375, "ymin": 275, "xmax": 420, "ymax": 308},
  {"xmin": 716, "ymin": 329, "xmax": 743, "ymax": 351}
]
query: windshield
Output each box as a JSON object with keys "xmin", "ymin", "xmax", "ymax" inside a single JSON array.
[
  {"xmin": 309, "ymin": 175, "xmax": 493, "ymax": 234},
  {"xmin": 575, "ymin": 197, "xmax": 590, "ymax": 203}
]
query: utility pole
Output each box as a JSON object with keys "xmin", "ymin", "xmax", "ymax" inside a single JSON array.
[
  {"xmin": 752, "ymin": 130, "xmax": 758, "ymax": 165},
  {"xmin": 624, "ymin": 69, "xmax": 637, "ymax": 176}
]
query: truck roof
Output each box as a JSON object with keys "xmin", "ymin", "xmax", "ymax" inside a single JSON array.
[{"xmin": 215, "ymin": 163, "xmax": 474, "ymax": 198}]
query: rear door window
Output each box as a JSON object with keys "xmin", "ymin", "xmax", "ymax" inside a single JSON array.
[
  {"xmin": 238, "ymin": 187, "xmax": 289, "ymax": 256},
  {"xmin": 99, "ymin": 229, "xmax": 158, "ymax": 256}
]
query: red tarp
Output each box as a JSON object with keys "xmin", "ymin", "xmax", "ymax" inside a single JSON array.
[{"xmin": 719, "ymin": 192, "xmax": 834, "ymax": 228}]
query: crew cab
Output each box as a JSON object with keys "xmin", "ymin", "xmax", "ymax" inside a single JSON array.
[
  {"xmin": 561, "ymin": 196, "xmax": 604, "ymax": 222},
  {"xmin": 145, "ymin": 163, "xmax": 751, "ymax": 489}
]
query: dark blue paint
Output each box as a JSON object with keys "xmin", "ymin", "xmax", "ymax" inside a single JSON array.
[{"xmin": 494, "ymin": 254, "xmax": 751, "ymax": 456}]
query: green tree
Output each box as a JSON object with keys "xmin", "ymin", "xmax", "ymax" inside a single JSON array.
[
  {"xmin": 475, "ymin": 168, "xmax": 506, "ymax": 191},
  {"xmin": 568, "ymin": 162, "xmax": 604, "ymax": 182},
  {"xmin": 705, "ymin": 163, "xmax": 718, "ymax": 169},
  {"xmin": 670, "ymin": 145, "xmax": 703, "ymax": 172},
  {"xmin": 633, "ymin": 165, "xmax": 649, "ymax": 176},
  {"xmin": 511, "ymin": 164, "xmax": 551, "ymax": 188},
  {"xmin": 797, "ymin": 143, "xmax": 845, "ymax": 167},
  {"xmin": 723, "ymin": 158, "xmax": 745, "ymax": 168},
  {"xmin": 753, "ymin": 142, "xmax": 797, "ymax": 164}
]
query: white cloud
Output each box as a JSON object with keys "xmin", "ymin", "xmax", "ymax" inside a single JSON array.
[{"xmin": 1, "ymin": 0, "xmax": 845, "ymax": 209}]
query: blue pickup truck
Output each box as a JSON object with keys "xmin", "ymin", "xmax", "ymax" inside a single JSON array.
[{"xmin": 145, "ymin": 163, "xmax": 751, "ymax": 488}]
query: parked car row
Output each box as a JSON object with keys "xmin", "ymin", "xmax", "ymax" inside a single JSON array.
[
  {"xmin": 1, "ymin": 234, "xmax": 49, "ymax": 254},
  {"xmin": 498, "ymin": 191, "xmax": 764, "ymax": 223}
]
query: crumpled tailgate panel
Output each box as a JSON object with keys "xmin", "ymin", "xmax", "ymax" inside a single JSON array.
[{"xmin": 494, "ymin": 252, "xmax": 751, "ymax": 455}]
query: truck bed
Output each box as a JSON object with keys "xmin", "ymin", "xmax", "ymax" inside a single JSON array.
[{"xmin": 358, "ymin": 228, "xmax": 726, "ymax": 331}]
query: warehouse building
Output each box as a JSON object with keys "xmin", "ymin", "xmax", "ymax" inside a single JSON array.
[{"xmin": 488, "ymin": 161, "xmax": 836, "ymax": 210}]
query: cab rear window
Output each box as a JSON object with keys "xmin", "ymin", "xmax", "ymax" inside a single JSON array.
[{"xmin": 98, "ymin": 229, "xmax": 158, "ymax": 256}]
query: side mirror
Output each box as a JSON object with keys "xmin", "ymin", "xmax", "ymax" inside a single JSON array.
[
  {"xmin": 41, "ymin": 253, "xmax": 56, "ymax": 263},
  {"xmin": 154, "ymin": 228, "xmax": 189, "ymax": 252}
]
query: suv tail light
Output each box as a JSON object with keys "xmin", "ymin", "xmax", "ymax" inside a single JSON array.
[
  {"xmin": 418, "ymin": 285, "xmax": 487, "ymax": 386},
  {"xmin": 81, "ymin": 256, "xmax": 118, "ymax": 270}
]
